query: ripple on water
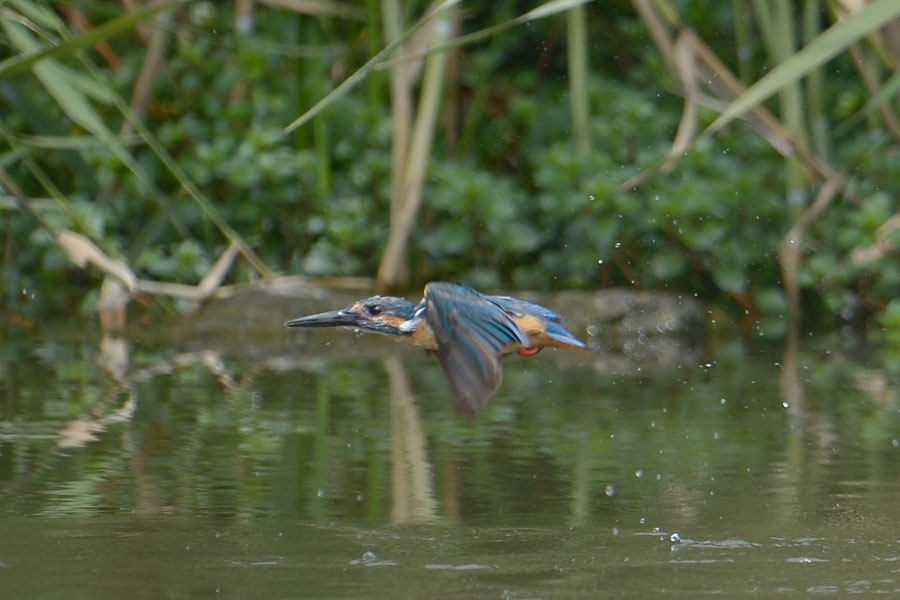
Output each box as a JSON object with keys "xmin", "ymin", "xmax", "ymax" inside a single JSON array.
[
  {"xmin": 349, "ymin": 551, "xmax": 397, "ymax": 567},
  {"xmin": 424, "ymin": 564, "xmax": 495, "ymax": 571},
  {"xmin": 689, "ymin": 539, "xmax": 761, "ymax": 550},
  {"xmin": 786, "ymin": 557, "xmax": 830, "ymax": 563}
]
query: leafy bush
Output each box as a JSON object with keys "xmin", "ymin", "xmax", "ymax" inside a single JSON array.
[{"xmin": 3, "ymin": 0, "xmax": 900, "ymax": 353}]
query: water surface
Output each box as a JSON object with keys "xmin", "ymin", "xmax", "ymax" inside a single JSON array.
[{"xmin": 2, "ymin": 294, "xmax": 900, "ymax": 598}]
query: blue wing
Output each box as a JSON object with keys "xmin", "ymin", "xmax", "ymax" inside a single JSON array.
[
  {"xmin": 424, "ymin": 283, "xmax": 529, "ymax": 416},
  {"xmin": 488, "ymin": 295, "xmax": 588, "ymax": 350},
  {"xmin": 488, "ymin": 295, "xmax": 564, "ymax": 323}
]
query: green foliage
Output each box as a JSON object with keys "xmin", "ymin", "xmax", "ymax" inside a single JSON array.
[{"xmin": 2, "ymin": 0, "xmax": 900, "ymax": 356}]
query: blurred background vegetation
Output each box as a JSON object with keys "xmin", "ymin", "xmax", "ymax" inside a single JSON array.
[{"xmin": 2, "ymin": 0, "xmax": 900, "ymax": 347}]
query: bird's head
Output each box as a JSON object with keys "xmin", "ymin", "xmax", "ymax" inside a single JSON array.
[{"xmin": 285, "ymin": 295, "xmax": 417, "ymax": 336}]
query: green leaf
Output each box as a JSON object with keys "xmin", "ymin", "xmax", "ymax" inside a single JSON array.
[
  {"xmin": 753, "ymin": 287, "xmax": 788, "ymax": 316},
  {"xmin": 712, "ymin": 265, "xmax": 747, "ymax": 294},
  {"xmin": 649, "ymin": 250, "xmax": 689, "ymax": 280}
]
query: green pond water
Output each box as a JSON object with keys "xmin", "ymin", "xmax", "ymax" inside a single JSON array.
[{"xmin": 3, "ymin": 290, "xmax": 900, "ymax": 598}]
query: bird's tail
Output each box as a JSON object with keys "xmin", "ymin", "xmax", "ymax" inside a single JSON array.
[{"xmin": 543, "ymin": 322, "xmax": 589, "ymax": 351}]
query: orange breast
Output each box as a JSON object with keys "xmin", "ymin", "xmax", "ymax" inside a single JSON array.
[{"xmin": 405, "ymin": 320, "xmax": 437, "ymax": 350}]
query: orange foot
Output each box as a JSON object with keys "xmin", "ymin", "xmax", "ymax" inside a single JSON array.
[{"xmin": 516, "ymin": 346, "xmax": 541, "ymax": 357}]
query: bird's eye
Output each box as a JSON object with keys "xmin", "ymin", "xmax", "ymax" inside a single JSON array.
[{"xmin": 368, "ymin": 305, "xmax": 382, "ymax": 316}]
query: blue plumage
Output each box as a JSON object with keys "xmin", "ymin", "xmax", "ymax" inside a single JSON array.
[{"xmin": 286, "ymin": 282, "xmax": 588, "ymax": 416}]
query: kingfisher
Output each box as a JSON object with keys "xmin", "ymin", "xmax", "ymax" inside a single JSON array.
[{"xmin": 285, "ymin": 282, "xmax": 588, "ymax": 416}]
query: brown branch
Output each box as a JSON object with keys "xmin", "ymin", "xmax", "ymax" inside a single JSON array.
[
  {"xmin": 120, "ymin": 8, "xmax": 174, "ymax": 138},
  {"xmin": 778, "ymin": 176, "xmax": 842, "ymax": 315},
  {"xmin": 57, "ymin": 4, "xmax": 123, "ymax": 70},
  {"xmin": 846, "ymin": 42, "xmax": 900, "ymax": 142}
]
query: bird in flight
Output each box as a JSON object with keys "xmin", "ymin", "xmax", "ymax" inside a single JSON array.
[{"xmin": 286, "ymin": 282, "xmax": 588, "ymax": 416}]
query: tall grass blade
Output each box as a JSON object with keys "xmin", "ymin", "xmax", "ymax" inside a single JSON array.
[
  {"xmin": 5, "ymin": 0, "xmax": 59, "ymax": 27},
  {"xmin": 3, "ymin": 19, "xmax": 166, "ymax": 211},
  {"xmin": 5, "ymin": 7, "xmax": 273, "ymax": 279},
  {"xmin": 803, "ymin": 0, "xmax": 828, "ymax": 158},
  {"xmin": 3, "ymin": 20, "xmax": 110, "ymax": 139},
  {"xmin": 0, "ymin": 165, "xmax": 135, "ymax": 291},
  {"xmin": 80, "ymin": 57, "xmax": 273, "ymax": 278},
  {"xmin": 567, "ymin": 4, "xmax": 590, "ymax": 155},
  {"xmin": 376, "ymin": 4, "xmax": 454, "ymax": 292},
  {"xmin": 0, "ymin": 1, "xmax": 182, "ymax": 81},
  {"xmin": 0, "ymin": 165, "xmax": 56, "ymax": 234},
  {"xmin": 0, "ymin": 120, "xmax": 85, "ymax": 233},
  {"xmin": 381, "ymin": 0, "xmax": 408, "ymax": 227},
  {"xmin": 379, "ymin": 0, "xmax": 596, "ymax": 68},
  {"xmin": 283, "ymin": 0, "xmax": 460, "ymax": 134},
  {"xmin": 769, "ymin": 0, "xmax": 806, "ymax": 205},
  {"xmin": 836, "ymin": 68, "xmax": 900, "ymax": 134},
  {"xmin": 732, "ymin": 0, "xmax": 753, "ymax": 84},
  {"xmin": 703, "ymin": 0, "xmax": 900, "ymax": 138}
]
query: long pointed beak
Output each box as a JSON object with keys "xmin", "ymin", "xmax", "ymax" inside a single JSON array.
[{"xmin": 285, "ymin": 308, "xmax": 363, "ymax": 328}]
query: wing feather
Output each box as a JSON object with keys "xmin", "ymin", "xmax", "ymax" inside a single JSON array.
[
  {"xmin": 424, "ymin": 283, "xmax": 528, "ymax": 416},
  {"xmin": 488, "ymin": 295, "xmax": 587, "ymax": 351}
]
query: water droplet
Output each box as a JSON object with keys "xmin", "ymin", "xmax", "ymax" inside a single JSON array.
[
  {"xmin": 670, "ymin": 532, "xmax": 682, "ymax": 543},
  {"xmin": 597, "ymin": 259, "xmax": 604, "ymax": 265},
  {"xmin": 720, "ymin": 398, "xmax": 726, "ymax": 405},
  {"xmin": 635, "ymin": 469, "xmax": 644, "ymax": 478},
  {"xmin": 782, "ymin": 401, "xmax": 790, "ymax": 409},
  {"xmin": 362, "ymin": 551, "xmax": 376, "ymax": 563},
  {"xmin": 605, "ymin": 485, "xmax": 616, "ymax": 497},
  {"xmin": 614, "ymin": 242, "xmax": 622, "ymax": 248},
  {"xmin": 317, "ymin": 489, "xmax": 326, "ymax": 498}
]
